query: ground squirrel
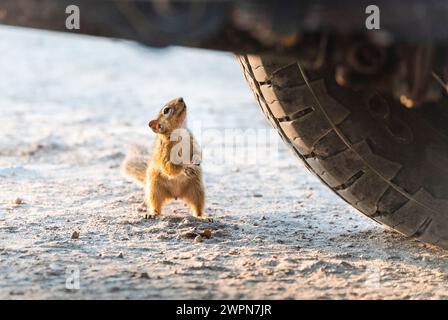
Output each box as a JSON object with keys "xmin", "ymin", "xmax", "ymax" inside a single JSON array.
[{"xmin": 123, "ymin": 97, "xmax": 205, "ymax": 219}]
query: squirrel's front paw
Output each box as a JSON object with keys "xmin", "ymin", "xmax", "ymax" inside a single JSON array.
[{"xmin": 184, "ymin": 166, "xmax": 197, "ymax": 177}]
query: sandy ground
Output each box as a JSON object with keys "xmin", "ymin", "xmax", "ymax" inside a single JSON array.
[{"xmin": 1, "ymin": 27, "xmax": 448, "ymax": 300}]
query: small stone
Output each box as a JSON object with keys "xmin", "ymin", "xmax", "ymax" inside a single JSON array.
[
  {"xmin": 194, "ymin": 235, "xmax": 203, "ymax": 243},
  {"xmin": 140, "ymin": 272, "xmax": 150, "ymax": 279},
  {"xmin": 201, "ymin": 229, "xmax": 212, "ymax": 239},
  {"xmin": 71, "ymin": 231, "xmax": 79, "ymax": 239},
  {"xmin": 11, "ymin": 198, "xmax": 24, "ymax": 205},
  {"xmin": 117, "ymin": 252, "xmax": 124, "ymax": 258},
  {"xmin": 253, "ymin": 194, "xmax": 263, "ymax": 198}
]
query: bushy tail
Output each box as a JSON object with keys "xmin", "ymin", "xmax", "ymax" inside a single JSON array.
[{"xmin": 122, "ymin": 145, "xmax": 148, "ymax": 185}]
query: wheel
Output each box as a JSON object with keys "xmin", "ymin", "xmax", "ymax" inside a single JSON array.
[{"xmin": 239, "ymin": 54, "xmax": 448, "ymax": 249}]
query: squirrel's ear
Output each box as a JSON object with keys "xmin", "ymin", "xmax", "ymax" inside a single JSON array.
[{"xmin": 148, "ymin": 120, "xmax": 160, "ymax": 133}]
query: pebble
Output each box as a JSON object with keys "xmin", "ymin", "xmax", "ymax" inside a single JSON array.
[
  {"xmin": 71, "ymin": 231, "xmax": 79, "ymax": 239},
  {"xmin": 11, "ymin": 198, "xmax": 24, "ymax": 205},
  {"xmin": 201, "ymin": 229, "xmax": 212, "ymax": 239},
  {"xmin": 194, "ymin": 235, "xmax": 203, "ymax": 243},
  {"xmin": 117, "ymin": 252, "xmax": 124, "ymax": 258}
]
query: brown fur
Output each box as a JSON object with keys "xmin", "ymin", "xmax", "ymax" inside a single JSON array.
[
  {"xmin": 122, "ymin": 97, "xmax": 205, "ymax": 218},
  {"xmin": 122, "ymin": 150, "xmax": 147, "ymax": 186}
]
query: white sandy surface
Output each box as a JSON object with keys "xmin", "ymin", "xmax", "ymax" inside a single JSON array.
[{"xmin": 1, "ymin": 27, "xmax": 448, "ymax": 299}]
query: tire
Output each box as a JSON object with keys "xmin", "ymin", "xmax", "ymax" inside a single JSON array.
[{"xmin": 239, "ymin": 54, "xmax": 448, "ymax": 249}]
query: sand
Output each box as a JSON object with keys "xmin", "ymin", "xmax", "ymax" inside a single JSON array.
[{"xmin": 1, "ymin": 26, "xmax": 448, "ymax": 299}]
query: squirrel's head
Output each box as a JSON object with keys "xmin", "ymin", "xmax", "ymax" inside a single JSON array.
[{"xmin": 149, "ymin": 97, "xmax": 187, "ymax": 135}]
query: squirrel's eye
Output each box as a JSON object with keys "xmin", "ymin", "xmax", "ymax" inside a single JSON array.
[{"xmin": 163, "ymin": 107, "xmax": 172, "ymax": 115}]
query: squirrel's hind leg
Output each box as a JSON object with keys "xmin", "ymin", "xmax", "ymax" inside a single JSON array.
[
  {"xmin": 182, "ymin": 184, "xmax": 205, "ymax": 219},
  {"xmin": 145, "ymin": 191, "xmax": 164, "ymax": 219},
  {"xmin": 144, "ymin": 178, "xmax": 170, "ymax": 219}
]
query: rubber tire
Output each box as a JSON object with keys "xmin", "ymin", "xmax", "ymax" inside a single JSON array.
[{"xmin": 239, "ymin": 54, "xmax": 448, "ymax": 249}]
